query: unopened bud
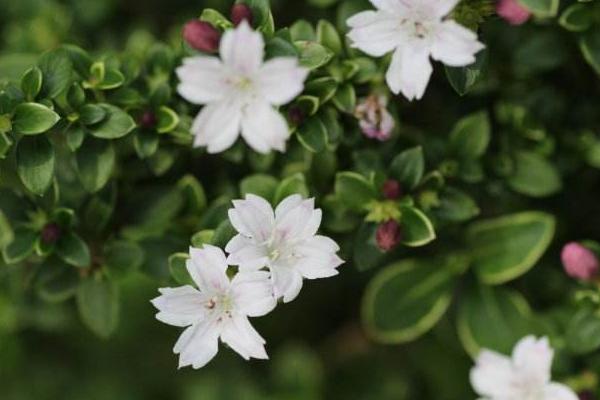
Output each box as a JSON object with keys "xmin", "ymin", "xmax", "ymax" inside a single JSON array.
[
  {"xmin": 376, "ymin": 220, "xmax": 402, "ymax": 252},
  {"xmin": 288, "ymin": 106, "xmax": 306, "ymax": 126},
  {"xmin": 139, "ymin": 110, "xmax": 157, "ymax": 129},
  {"xmin": 382, "ymin": 179, "xmax": 402, "ymax": 200},
  {"xmin": 579, "ymin": 391, "xmax": 596, "ymax": 400},
  {"xmin": 183, "ymin": 20, "xmax": 221, "ymax": 53},
  {"xmin": 561, "ymin": 242, "xmax": 600, "ymax": 281},
  {"xmin": 496, "ymin": 0, "xmax": 531, "ymax": 25},
  {"xmin": 231, "ymin": 4, "xmax": 254, "ymax": 27},
  {"xmin": 41, "ymin": 223, "xmax": 61, "ymax": 244}
]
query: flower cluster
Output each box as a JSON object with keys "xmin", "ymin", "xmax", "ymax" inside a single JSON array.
[{"xmin": 152, "ymin": 194, "xmax": 343, "ymax": 368}]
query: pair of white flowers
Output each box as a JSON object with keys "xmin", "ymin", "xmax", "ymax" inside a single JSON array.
[
  {"xmin": 471, "ymin": 336, "xmax": 578, "ymax": 400},
  {"xmin": 152, "ymin": 194, "xmax": 343, "ymax": 368},
  {"xmin": 177, "ymin": 0, "xmax": 484, "ymax": 154}
]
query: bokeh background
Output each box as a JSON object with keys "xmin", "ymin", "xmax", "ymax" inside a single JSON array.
[{"xmin": 2, "ymin": 0, "xmax": 600, "ymax": 399}]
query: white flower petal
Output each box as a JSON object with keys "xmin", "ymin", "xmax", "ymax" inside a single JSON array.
[
  {"xmin": 347, "ymin": 11, "xmax": 402, "ymax": 57},
  {"xmin": 191, "ymin": 101, "xmax": 242, "ymax": 153},
  {"xmin": 175, "ymin": 319, "xmax": 220, "ymax": 369},
  {"xmin": 220, "ymin": 315, "xmax": 268, "ymax": 360},
  {"xmin": 386, "ymin": 42, "xmax": 433, "ymax": 101},
  {"xmin": 241, "ymin": 101, "xmax": 290, "ymax": 153},
  {"xmin": 176, "ymin": 56, "xmax": 227, "ymax": 104},
  {"xmin": 542, "ymin": 383, "xmax": 578, "ymax": 400},
  {"xmin": 370, "ymin": 0, "xmax": 408, "ymax": 13},
  {"xmin": 187, "ymin": 245, "xmax": 230, "ymax": 294},
  {"xmin": 271, "ymin": 266, "xmax": 304, "ymax": 303},
  {"xmin": 258, "ymin": 58, "xmax": 308, "ymax": 106},
  {"xmin": 274, "ymin": 194, "xmax": 304, "ymax": 220},
  {"xmin": 274, "ymin": 198, "xmax": 317, "ymax": 242},
  {"xmin": 151, "ymin": 286, "xmax": 206, "ymax": 327},
  {"xmin": 229, "ymin": 195, "xmax": 275, "ymax": 242},
  {"xmin": 231, "ymin": 271, "xmax": 276, "ymax": 317},
  {"xmin": 220, "ymin": 20, "xmax": 264, "ymax": 74},
  {"xmin": 512, "ymin": 336, "xmax": 553, "ymax": 387},
  {"xmin": 470, "ymin": 350, "xmax": 516, "ymax": 398},
  {"xmin": 227, "ymin": 245, "xmax": 269, "ymax": 272},
  {"xmin": 431, "ymin": 21, "xmax": 485, "ymax": 67}
]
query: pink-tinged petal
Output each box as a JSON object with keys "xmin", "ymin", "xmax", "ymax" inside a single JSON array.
[
  {"xmin": 241, "ymin": 101, "xmax": 290, "ymax": 153},
  {"xmin": 220, "ymin": 315, "xmax": 268, "ymax": 360},
  {"xmin": 258, "ymin": 58, "xmax": 308, "ymax": 106},
  {"xmin": 191, "ymin": 101, "xmax": 242, "ymax": 153},
  {"xmin": 274, "ymin": 198, "xmax": 316, "ymax": 242},
  {"xmin": 271, "ymin": 266, "xmax": 304, "ymax": 303},
  {"xmin": 299, "ymin": 209, "xmax": 322, "ymax": 239},
  {"xmin": 470, "ymin": 349, "xmax": 516, "ymax": 398},
  {"xmin": 187, "ymin": 245, "xmax": 230, "ymax": 294},
  {"xmin": 225, "ymin": 234, "xmax": 251, "ymax": 254},
  {"xmin": 431, "ymin": 21, "xmax": 485, "ymax": 67},
  {"xmin": 542, "ymin": 383, "xmax": 578, "ymax": 400},
  {"xmin": 152, "ymin": 286, "xmax": 206, "ymax": 327},
  {"xmin": 174, "ymin": 318, "xmax": 220, "ymax": 369},
  {"xmin": 228, "ymin": 196, "xmax": 275, "ymax": 241},
  {"xmin": 274, "ymin": 194, "xmax": 304, "ymax": 220},
  {"xmin": 231, "ymin": 271, "xmax": 276, "ymax": 317},
  {"xmin": 226, "ymin": 244, "xmax": 270, "ymax": 272},
  {"xmin": 386, "ymin": 41, "xmax": 433, "ymax": 101},
  {"xmin": 176, "ymin": 56, "xmax": 227, "ymax": 104},
  {"xmin": 347, "ymin": 11, "xmax": 402, "ymax": 57},
  {"xmin": 512, "ymin": 336, "xmax": 553, "ymax": 387},
  {"xmin": 220, "ymin": 20, "xmax": 264, "ymax": 74}
]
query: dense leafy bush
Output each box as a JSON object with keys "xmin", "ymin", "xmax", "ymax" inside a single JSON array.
[{"xmin": 2, "ymin": 0, "xmax": 600, "ymax": 398}]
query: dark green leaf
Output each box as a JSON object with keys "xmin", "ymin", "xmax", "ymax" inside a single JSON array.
[
  {"xmin": 76, "ymin": 278, "xmax": 119, "ymax": 338},
  {"xmin": 16, "ymin": 135, "xmax": 55, "ymax": 195}
]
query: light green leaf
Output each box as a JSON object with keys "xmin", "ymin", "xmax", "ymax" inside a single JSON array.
[
  {"xmin": 88, "ymin": 104, "xmax": 136, "ymax": 139},
  {"xmin": 400, "ymin": 205, "xmax": 436, "ymax": 247},
  {"xmin": 449, "ymin": 111, "xmax": 491, "ymax": 159},
  {"xmin": 240, "ymin": 174, "xmax": 278, "ymax": 201},
  {"xmin": 334, "ymin": 172, "xmax": 377, "ymax": 212},
  {"xmin": 12, "ymin": 103, "xmax": 60, "ymax": 135},
  {"xmin": 508, "ymin": 151, "xmax": 562, "ymax": 198},
  {"xmin": 274, "ymin": 173, "xmax": 309, "ymax": 204}
]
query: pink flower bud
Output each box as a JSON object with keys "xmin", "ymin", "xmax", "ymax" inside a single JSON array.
[
  {"xmin": 578, "ymin": 391, "xmax": 596, "ymax": 400},
  {"xmin": 355, "ymin": 95, "xmax": 395, "ymax": 141},
  {"xmin": 376, "ymin": 220, "xmax": 402, "ymax": 252},
  {"xmin": 183, "ymin": 20, "xmax": 221, "ymax": 53},
  {"xmin": 382, "ymin": 179, "xmax": 402, "ymax": 200},
  {"xmin": 139, "ymin": 110, "xmax": 157, "ymax": 129},
  {"xmin": 41, "ymin": 223, "xmax": 61, "ymax": 244},
  {"xmin": 496, "ymin": 0, "xmax": 531, "ymax": 25},
  {"xmin": 231, "ymin": 4, "xmax": 254, "ymax": 27},
  {"xmin": 561, "ymin": 242, "xmax": 600, "ymax": 281}
]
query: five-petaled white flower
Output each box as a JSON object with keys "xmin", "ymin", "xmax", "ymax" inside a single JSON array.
[
  {"xmin": 176, "ymin": 21, "xmax": 308, "ymax": 154},
  {"xmin": 470, "ymin": 336, "xmax": 578, "ymax": 400},
  {"xmin": 347, "ymin": 0, "xmax": 485, "ymax": 101},
  {"xmin": 226, "ymin": 194, "xmax": 344, "ymax": 303},
  {"xmin": 151, "ymin": 245, "xmax": 276, "ymax": 369}
]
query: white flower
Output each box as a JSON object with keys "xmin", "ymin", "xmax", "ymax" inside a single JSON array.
[
  {"xmin": 176, "ymin": 21, "xmax": 309, "ymax": 154},
  {"xmin": 347, "ymin": 0, "xmax": 485, "ymax": 101},
  {"xmin": 470, "ymin": 336, "xmax": 578, "ymax": 400},
  {"xmin": 151, "ymin": 245, "xmax": 276, "ymax": 369},
  {"xmin": 225, "ymin": 194, "xmax": 344, "ymax": 303}
]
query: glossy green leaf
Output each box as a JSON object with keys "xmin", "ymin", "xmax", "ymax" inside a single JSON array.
[
  {"xmin": 566, "ymin": 307, "xmax": 600, "ymax": 355},
  {"xmin": 12, "ymin": 103, "xmax": 60, "ymax": 135},
  {"xmin": 400, "ymin": 205, "xmax": 436, "ymax": 247},
  {"xmin": 517, "ymin": 0, "xmax": 559, "ymax": 17},
  {"xmin": 295, "ymin": 41, "xmax": 335, "ymax": 70},
  {"xmin": 297, "ymin": 116, "xmax": 328, "ymax": 153},
  {"xmin": 37, "ymin": 49, "xmax": 73, "ymax": 98},
  {"xmin": 16, "ymin": 135, "xmax": 55, "ymax": 195},
  {"xmin": 88, "ymin": 104, "xmax": 136, "ymax": 139},
  {"xmin": 240, "ymin": 174, "xmax": 279, "ymax": 201},
  {"xmin": 21, "ymin": 66, "xmax": 43, "ymax": 100},
  {"xmin": 274, "ymin": 173, "xmax": 310, "ymax": 204},
  {"xmin": 389, "ymin": 146, "xmax": 425, "ymax": 190},
  {"xmin": 334, "ymin": 172, "xmax": 377, "ymax": 212},
  {"xmin": 449, "ymin": 111, "xmax": 491, "ymax": 159},
  {"xmin": 445, "ymin": 49, "xmax": 486, "ymax": 96},
  {"xmin": 56, "ymin": 232, "xmax": 91, "ymax": 268},
  {"xmin": 76, "ymin": 138, "xmax": 115, "ymax": 193},
  {"xmin": 508, "ymin": 151, "xmax": 562, "ymax": 198}
]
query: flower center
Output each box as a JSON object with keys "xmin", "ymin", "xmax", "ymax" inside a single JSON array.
[
  {"xmin": 205, "ymin": 293, "xmax": 234, "ymax": 316},
  {"xmin": 230, "ymin": 75, "xmax": 254, "ymax": 91}
]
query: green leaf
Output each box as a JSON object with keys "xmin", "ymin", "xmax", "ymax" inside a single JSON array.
[
  {"xmin": 0, "ymin": 209, "xmax": 13, "ymax": 249},
  {"xmin": 295, "ymin": 41, "xmax": 335, "ymax": 70},
  {"xmin": 266, "ymin": 37, "xmax": 299, "ymax": 59},
  {"xmin": 457, "ymin": 285, "xmax": 533, "ymax": 357},
  {"xmin": 445, "ymin": 49, "xmax": 486, "ymax": 96},
  {"xmin": 362, "ymin": 255, "xmax": 466, "ymax": 344},
  {"xmin": 169, "ymin": 253, "xmax": 194, "ymax": 286},
  {"xmin": 97, "ymin": 68, "xmax": 125, "ymax": 90},
  {"xmin": 566, "ymin": 307, "xmax": 600, "ymax": 355},
  {"xmin": 21, "ymin": 67, "xmax": 43, "ymax": 101},
  {"xmin": 434, "ymin": 187, "xmax": 480, "ymax": 223},
  {"xmin": 467, "ymin": 211, "xmax": 555, "ymax": 285},
  {"xmin": 76, "ymin": 138, "xmax": 115, "ymax": 193},
  {"xmin": 517, "ymin": 0, "xmax": 559, "ymax": 17},
  {"xmin": 191, "ymin": 230, "xmax": 214, "ymax": 248},
  {"xmin": 56, "ymin": 232, "xmax": 91, "ymax": 268},
  {"xmin": 316, "ymin": 20, "xmax": 342, "ymax": 55},
  {"xmin": 238, "ymin": 0, "xmax": 275, "ymax": 35},
  {"xmin": 290, "ymin": 20, "xmax": 316, "ymax": 41},
  {"xmin": 449, "ymin": 111, "xmax": 490, "ymax": 159},
  {"xmin": 104, "ymin": 240, "xmax": 144, "ymax": 279},
  {"xmin": 559, "ymin": 4, "xmax": 593, "ymax": 32},
  {"xmin": 133, "ymin": 130, "xmax": 159, "ymax": 159},
  {"xmin": 67, "ymin": 83, "xmax": 86, "ymax": 110},
  {"xmin": 156, "ymin": 106, "xmax": 179, "ymax": 133},
  {"xmin": 274, "ymin": 173, "xmax": 310, "ymax": 204},
  {"xmin": 305, "ymin": 77, "xmax": 338, "ymax": 104},
  {"xmin": 88, "ymin": 104, "xmax": 136, "ymax": 139},
  {"xmin": 12, "ymin": 103, "xmax": 60, "ymax": 135},
  {"xmin": 353, "ymin": 222, "xmax": 386, "ymax": 271},
  {"xmin": 200, "ymin": 9, "xmax": 233, "ymax": 29},
  {"xmin": 36, "ymin": 261, "xmax": 79, "ymax": 303},
  {"xmin": 400, "ymin": 205, "xmax": 436, "ymax": 247},
  {"xmin": 16, "ymin": 135, "xmax": 55, "ymax": 195},
  {"xmin": 177, "ymin": 175, "xmax": 208, "ymax": 214},
  {"xmin": 2, "ymin": 227, "xmax": 38, "ymax": 264},
  {"xmin": 389, "ymin": 146, "xmax": 425, "ymax": 190},
  {"xmin": 38, "ymin": 49, "xmax": 73, "ymax": 98},
  {"xmin": 507, "ymin": 151, "xmax": 562, "ymax": 197},
  {"xmin": 79, "ymin": 104, "xmax": 107, "ymax": 126},
  {"xmin": 76, "ymin": 278, "xmax": 119, "ymax": 339},
  {"xmin": 331, "ymin": 83, "xmax": 356, "ymax": 114},
  {"xmin": 334, "ymin": 172, "xmax": 377, "ymax": 212},
  {"xmin": 211, "ymin": 220, "xmax": 236, "ymax": 248},
  {"xmin": 0, "ymin": 132, "xmax": 13, "ymax": 159},
  {"xmin": 580, "ymin": 29, "xmax": 600, "ymax": 75},
  {"xmin": 297, "ymin": 116, "xmax": 328, "ymax": 153},
  {"xmin": 240, "ymin": 174, "xmax": 278, "ymax": 201}
]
